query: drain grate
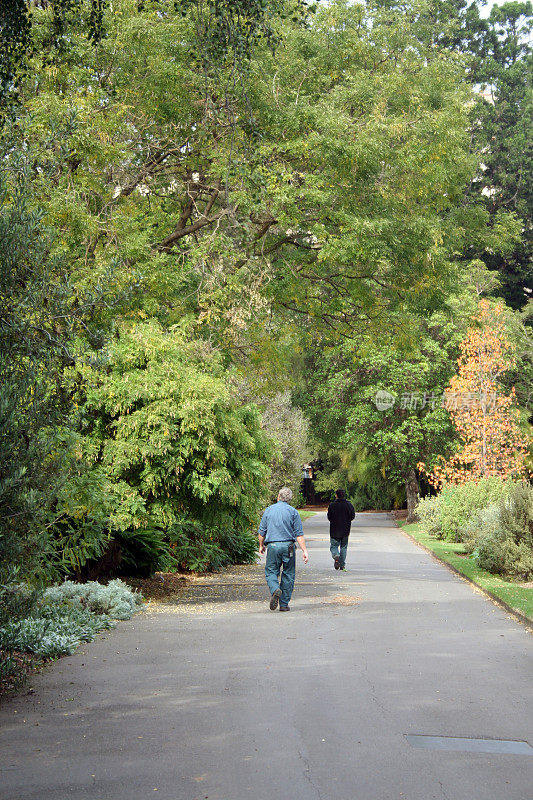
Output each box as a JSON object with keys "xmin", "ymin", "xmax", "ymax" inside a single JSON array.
[{"xmin": 405, "ymin": 735, "xmax": 533, "ymax": 755}]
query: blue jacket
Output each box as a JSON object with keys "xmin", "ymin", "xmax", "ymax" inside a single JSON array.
[{"xmin": 258, "ymin": 501, "xmax": 303, "ymax": 543}]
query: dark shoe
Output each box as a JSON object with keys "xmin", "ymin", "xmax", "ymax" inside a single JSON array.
[
  {"xmin": 279, "ymin": 605, "xmax": 290, "ymax": 612},
  {"xmin": 340, "ymin": 565, "xmax": 346, "ymax": 570},
  {"xmin": 334, "ymin": 556, "xmax": 340, "ymax": 570},
  {"xmin": 269, "ymin": 588, "xmax": 281, "ymax": 610}
]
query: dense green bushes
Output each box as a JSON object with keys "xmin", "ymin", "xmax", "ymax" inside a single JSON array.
[
  {"xmin": 0, "ymin": 165, "xmax": 77, "ymax": 592},
  {"xmin": 416, "ymin": 478, "xmax": 514, "ymax": 541},
  {"xmin": 416, "ymin": 479, "xmax": 533, "ymax": 580},
  {"xmin": 463, "ymin": 483, "xmax": 533, "ymax": 579},
  {"xmin": 66, "ymin": 321, "xmax": 272, "ymax": 575},
  {"xmin": 0, "ymin": 172, "xmax": 275, "ymax": 582}
]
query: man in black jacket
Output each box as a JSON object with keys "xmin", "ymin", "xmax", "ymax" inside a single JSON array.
[{"xmin": 327, "ymin": 489, "xmax": 356, "ymax": 570}]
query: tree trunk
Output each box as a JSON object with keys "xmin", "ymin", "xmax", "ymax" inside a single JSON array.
[{"xmin": 405, "ymin": 469, "xmax": 419, "ymax": 524}]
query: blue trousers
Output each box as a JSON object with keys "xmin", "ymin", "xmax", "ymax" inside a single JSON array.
[
  {"xmin": 330, "ymin": 536, "xmax": 349, "ymax": 568},
  {"xmin": 265, "ymin": 542, "xmax": 296, "ymax": 607}
]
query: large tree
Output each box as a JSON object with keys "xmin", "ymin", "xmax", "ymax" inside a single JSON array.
[
  {"xmin": 14, "ymin": 0, "xmax": 513, "ymax": 345},
  {"xmin": 468, "ymin": 2, "xmax": 533, "ymax": 312}
]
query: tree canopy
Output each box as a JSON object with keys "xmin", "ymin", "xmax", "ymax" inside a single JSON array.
[{"xmin": 0, "ymin": 0, "xmax": 531, "ymax": 583}]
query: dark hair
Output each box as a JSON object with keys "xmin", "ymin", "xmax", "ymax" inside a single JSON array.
[{"xmin": 336, "ymin": 488, "xmax": 346, "ymax": 499}]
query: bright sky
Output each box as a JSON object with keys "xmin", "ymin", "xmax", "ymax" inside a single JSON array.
[
  {"xmin": 478, "ymin": 0, "xmax": 522, "ymax": 17},
  {"xmin": 479, "ymin": 0, "xmax": 499, "ymax": 18}
]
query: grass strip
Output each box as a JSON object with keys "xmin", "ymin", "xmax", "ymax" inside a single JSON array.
[
  {"xmin": 397, "ymin": 521, "xmax": 533, "ymax": 624},
  {"xmin": 299, "ymin": 510, "xmax": 317, "ymax": 521}
]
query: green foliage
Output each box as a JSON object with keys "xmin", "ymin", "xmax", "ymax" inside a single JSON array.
[
  {"xmin": 0, "ymin": 157, "xmax": 78, "ymax": 588},
  {"xmin": 16, "ymin": 0, "xmax": 499, "ymax": 343},
  {"xmin": 468, "ymin": 2, "xmax": 532, "ymax": 311},
  {"xmin": 218, "ymin": 527, "xmax": 259, "ymax": 565},
  {"xmin": 350, "ymin": 482, "xmax": 404, "ymax": 514},
  {"xmin": 2, "ymin": 0, "xmax": 301, "ymax": 117},
  {"xmin": 171, "ymin": 521, "xmax": 227, "ymax": 572},
  {"xmin": 297, "ymin": 309, "xmax": 469, "ymax": 514},
  {"xmin": 0, "ymin": 580, "xmax": 38, "ymax": 628},
  {"xmin": 2, "ymin": 0, "xmax": 529, "ymax": 592},
  {"xmin": 0, "ymin": 652, "xmax": 20, "ymax": 684},
  {"xmin": 0, "ymin": 0, "xmax": 31, "ymax": 112},
  {"xmin": 464, "ymin": 481, "xmax": 533, "ymax": 579},
  {"xmin": 115, "ymin": 528, "xmax": 177, "ymax": 577},
  {"xmin": 313, "ymin": 450, "xmax": 403, "ymax": 510},
  {"xmin": 416, "ymin": 477, "xmax": 514, "ymax": 541},
  {"xmin": 169, "ymin": 513, "xmax": 259, "ymax": 572},
  {"xmin": 467, "ymin": 504, "xmax": 506, "ymax": 573},
  {"xmin": 50, "ymin": 513, "xmax": 112, "ymax": 578},
  {"xmin": 74, "ymin": 321, "xmax": 271, "ymax": 572}
]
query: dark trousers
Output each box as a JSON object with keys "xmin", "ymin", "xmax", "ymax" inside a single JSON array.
[
  {"xmin": 330, "ymin": 535, "xmax": 349, "ymax": 567},
  {"xmin": 265, "ymin": 542, "xmax": 296, "ymax": 606}
]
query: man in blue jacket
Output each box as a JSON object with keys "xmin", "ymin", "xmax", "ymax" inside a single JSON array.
[
  {"xmin": 258, "ymin": 487, "xmax": 309, "ymax": 612},
  {"xmin": 327, "ymin": 489, "xmax": 356, "ymax": 570}
]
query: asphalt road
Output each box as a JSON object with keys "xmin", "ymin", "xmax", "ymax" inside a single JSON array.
[{"xmin": 1, "ymin": 512, "xmax": 532, "ymax": 800}]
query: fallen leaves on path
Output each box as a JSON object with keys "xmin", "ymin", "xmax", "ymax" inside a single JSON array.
[{"xmin": 321, "ymin": 595, "xmax": 362, "ymax": 606}]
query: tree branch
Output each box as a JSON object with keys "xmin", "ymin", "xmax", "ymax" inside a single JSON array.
[{"xmin": 156, "ymin": 209, "xmax": 227, "ymax": 251}]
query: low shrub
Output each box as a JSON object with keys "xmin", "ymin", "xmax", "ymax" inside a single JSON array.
[
  {"xmin": 464, "ymin": 482, "xmax": 533, "ymax": 579},
  {"xmin": 349, "ymin": 480, "xmax": 404, "ymax": 512},
  {"xmin": 44, "ymin": 579, "xmax": 143, "ymax": 620},
  {"xmin": 0, "ymin": 575, "xmax": 42, "ymax": 692},
  {"xmin": 0, "ymin": 649, "xmax": 36, "ymax": 695},
  {"xmin": 416, "ymin": 477, "xmax": 513, "ymax": 541},
  {"xmin": 465, "ymin": 504, "xmax": 506, "ymax": 573},
  {"xmin": 0, "ymin": 607, "xmax": 113, "ymax": 658},
  {"xmin": 170, "ymin": 518, "xmax": 227, "ymax": 572},
  {"xmin": 0, "ymin": 579, "xmax": 143, "ymax": 668},
  {"xmin": 0, "ymin": 651, "xmax": 20, "ymax": 682}
]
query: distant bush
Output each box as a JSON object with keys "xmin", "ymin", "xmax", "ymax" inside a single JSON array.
[
  {"xmin": 416, "ymin": 477, "xmax": 513, "ymax": 541},
  {"xmin": 464, "ymin": 504, "xmax": 505, "ymax": 573},
  {"xmin": 464, "ymin": 482, "xmax": 533, "ymax": 580},
  {"xmin": 0, "ymin": 580, "xmax": 38, "ymax": 628},
  {"xmin": 314, "ymin": 467, "xmax": 403, "ymax": 511},
  {"xmin": 259, "ymin": 391, "xmax": 310, "ymax": 502},
  {"xmin": 349, "ymin": 480, "xmax": 404, "ymax": 512}
]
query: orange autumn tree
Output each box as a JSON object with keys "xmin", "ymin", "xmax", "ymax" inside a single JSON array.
[{"xmin": 419, "ymin": 300, "xmax": 527, "ymax": 488}]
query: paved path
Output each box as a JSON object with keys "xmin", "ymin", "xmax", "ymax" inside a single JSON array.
[{"xmin": 1, "ymin": 512, "xmax": 532, "ymax": 800}]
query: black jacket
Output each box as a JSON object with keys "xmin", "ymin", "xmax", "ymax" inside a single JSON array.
[{"xmin": 327, "ymin": 498, "xmax": 356, "ymax": 538}]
